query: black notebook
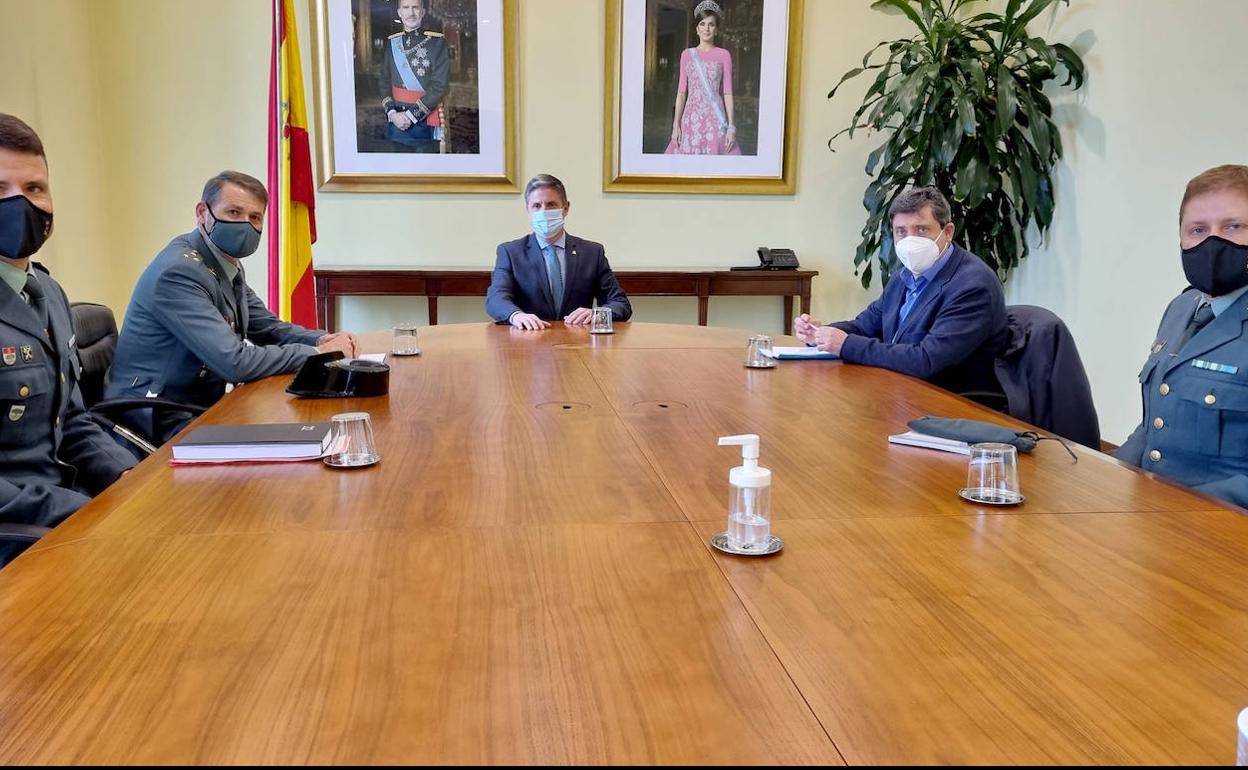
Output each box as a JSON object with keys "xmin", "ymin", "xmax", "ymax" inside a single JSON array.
[{"xmin": 172, "ymin": 423, "xmax": 333, "ymax": 461}]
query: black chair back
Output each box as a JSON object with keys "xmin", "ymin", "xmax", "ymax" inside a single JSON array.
[
  {"xmin": 69, "ymin": 302, "xmax": 118, "ymax": 408},
  {"xmin": 994, "ymin": 304, "xmax": 1101, "ymax": 449}
]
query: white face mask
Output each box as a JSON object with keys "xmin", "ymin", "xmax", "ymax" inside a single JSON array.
[
  {"xmin": 531, "ymin": 209, "xmax": 565, "ymax": 240},
  {"xmin": 895, "ymin": 232, "xmax": 946, "ymax": 276}
]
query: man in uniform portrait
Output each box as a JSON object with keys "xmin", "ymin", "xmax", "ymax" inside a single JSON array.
[{"xmin": 379, "ymin": 0, "xmax": 450, "ymax": 154}]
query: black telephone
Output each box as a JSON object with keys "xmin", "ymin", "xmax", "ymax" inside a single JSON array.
[{"xmin": 732, "ymin": 247, "xmax": 800, "ymax": 271}]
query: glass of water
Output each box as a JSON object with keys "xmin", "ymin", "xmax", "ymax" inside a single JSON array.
[
  {"xmin": 590, "ymin": 306, "xmax": 614, "ymax": 334},
  {"xmin": 324, "ymin": 412, "xmax": 380, "ymax": 468},
  {"xmin": 392, "ymin": 322, "xmax": 420, "ymax": 355},
  {"xmin": 744, "ymin": 334, "xmax": 776, "ymax": 368}
]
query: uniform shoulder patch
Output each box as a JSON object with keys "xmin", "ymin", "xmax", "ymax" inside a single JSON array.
[
  {"xmin": 424, "ymin": 31, "xmax": 444, "ymax": 37},
  {"xmin": 388, "ymin": 31, "xmax": 403, "ymax": 39},
  {"xmin": 182, "ymin": 249, "xmax": 203, "ymax": 263}
]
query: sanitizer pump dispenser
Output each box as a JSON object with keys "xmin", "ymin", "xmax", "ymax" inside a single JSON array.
[{"xmin": 718, "ymin": 434, "xmax": 773, "ymax": 551}]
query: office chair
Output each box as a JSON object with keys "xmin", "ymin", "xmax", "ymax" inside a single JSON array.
[
  {"xmin": 70, "ymin": 302, "xmax": 205, "ymax": 455},
  {"xmin": 973, "ymin": 305, "xmax": 1101, "ymax": 449}
]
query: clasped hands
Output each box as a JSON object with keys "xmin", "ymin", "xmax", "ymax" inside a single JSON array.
[{"xmin": 793, "ymin": 313, "xmax": 847, "ymax": 355}]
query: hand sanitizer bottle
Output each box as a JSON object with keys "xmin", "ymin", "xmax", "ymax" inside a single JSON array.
[{"xmin": 718, "ymin": 434, "xmax": 773, "ymax": 550}]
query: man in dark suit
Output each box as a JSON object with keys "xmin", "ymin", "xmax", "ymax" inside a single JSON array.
[
  {"xmin": 0, "ymin": 113, "xmax": 136, "ymax": 564},
  {"xmin": 486, "ymin": 174, "xmax": 632, "ymax": 330},
  {"xmin": 795, "ymin": 187, "xmax": 1007, "ymax": 395}
]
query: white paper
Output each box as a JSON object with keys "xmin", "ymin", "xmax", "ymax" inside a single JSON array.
[{"xmin": 761, "ymin": 346, "xmax": 838, "ymax": 360}]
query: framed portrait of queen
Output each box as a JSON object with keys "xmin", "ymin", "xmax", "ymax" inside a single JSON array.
[
  {"xmin": 310, "ymin": 0, "xmax": 518, "ymax": 192},
  {"xmin": 604, "ymin": 0, "xmax": 803, "ymax": 194}
]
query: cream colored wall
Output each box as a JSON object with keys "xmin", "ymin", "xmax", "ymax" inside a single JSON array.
[
  {"xmin": 0, "ymin": 0, "xmax": 118, "ymax": 309},
  {"xmin": 2, "ymin": 0, "xmax": 1246, "ymax": 442}
]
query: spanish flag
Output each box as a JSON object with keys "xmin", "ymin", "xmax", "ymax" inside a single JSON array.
[{"xmin": 267, "ymin": 0, "xmax": 317, "ymax": 327}]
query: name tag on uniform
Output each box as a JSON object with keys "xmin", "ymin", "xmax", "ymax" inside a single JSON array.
[{"xmin": 1192, "ymin": 359, "xmax": 1239, "ymax": 375}]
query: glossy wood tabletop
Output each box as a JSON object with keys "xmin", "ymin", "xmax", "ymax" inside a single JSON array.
[{"xmin": 1, "ymin": 322, "xmax": 1246, "ymax": 764}]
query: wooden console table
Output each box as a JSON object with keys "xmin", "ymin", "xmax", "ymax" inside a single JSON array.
[{"xmin": 314, "ymin": 267, "xmax": 818, "ymax": 334}]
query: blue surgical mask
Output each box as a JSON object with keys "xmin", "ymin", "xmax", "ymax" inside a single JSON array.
[
  {"xmin": 531, "ymin": 209, "xmax": 565, "ymax": 240},
  {"xmin": 204, "ymin": 204, "xmax": 262, "ymax": 258}
]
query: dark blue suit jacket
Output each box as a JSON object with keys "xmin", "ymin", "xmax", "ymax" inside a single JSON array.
[
  {"xmin": 831, "ymin": 244, "xmax": 1007, "ymax": 393},
  {"xmin": 485, "ymin": 233, "xmax": 632, "ymax": 323}
]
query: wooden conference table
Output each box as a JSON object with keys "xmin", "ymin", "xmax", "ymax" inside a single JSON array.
[{"xmin": 0, "ymin": 323, "xmax": 1247, "ymax": 764}]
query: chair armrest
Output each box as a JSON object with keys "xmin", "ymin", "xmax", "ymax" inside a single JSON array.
[
  {"xmin": 0, "ymin": 524, "xmax": 52, "ymax": 546},
  {"xmin": 91, "ymin": 398, "xmax": 206, "ymax": 419}
]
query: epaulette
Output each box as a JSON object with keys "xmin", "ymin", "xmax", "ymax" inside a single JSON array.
[
  {"xmin": 424, "ymin": 31, "xmax": 444, "ymax": 37},
  {"xmin": 182, "ymin": 249, "xmax": 203, "ymax": 263},
  {"xmin": 389, "ymin": 31, "xmax": 403, "ymax": 39}
]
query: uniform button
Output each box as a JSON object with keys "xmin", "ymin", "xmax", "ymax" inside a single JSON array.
[
  {"xmin": 1153, "ymin": 417, "xmax": 1164, "ymax": 429},
  {"xmin": 1149, "ymin": 450, "xmax": 1162, "ymax": 462},
  {"xmin": 55, "ymin": 417, "xmax": 59, "ymax": 426},
  {"xmin": 60, "ymin": 372, "xmax": 66, "ymax": 383},
  {"xmin": 18, "ymin": 386, "xmax": 29, "ymax": 397},
  {"xmin": 1205, "ymin": 393, "xmax": 1217, "ymax": 405},
  {"xmin": 1159, "ymin": 383, "xmax": 1170, "ymax": 396}
]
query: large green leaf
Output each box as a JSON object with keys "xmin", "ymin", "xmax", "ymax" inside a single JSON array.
[
  {"xmin": 995, "ymin": 65, "xmax": 1019, "ymax": 135},
  {"xmin": 871, "ymin": 0, "xmax": 930, "ymax": 35}
]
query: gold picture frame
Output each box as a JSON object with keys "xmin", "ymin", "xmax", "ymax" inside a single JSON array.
[
  {"xmin": 309, "ymin": 0, "xmax": 518, "ymax": 193},
  {"xmin": 604, "ymin": 0, "xmax": 803, "ymax": 194}
]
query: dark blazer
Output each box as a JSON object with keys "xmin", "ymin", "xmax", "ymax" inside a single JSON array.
[
  {"xmin": 0, "ymin": 264, "xmax": 135, "ymax": 535},
  {"xmin": 993, "ymin": 305, "xmax": 1101, "ymax": 448},
  {"xmin": 830, "ymin": 244, "xmax": 1008, "ymax": 394},
  {"xmin": 1117, "ymin": 287, "xmax": 1248, "ymax": 508},
  {"xmin": 485, "ymin": 233, "xmax": 632, "ymax": 323}
]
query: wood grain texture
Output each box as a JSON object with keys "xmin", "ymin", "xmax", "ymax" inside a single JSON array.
[
  {"xmin": 0, "ymin": 524, "xmax": 839, "ymax": 764},
  {"xmin": 0, "ymin": 322, "xmax": 1243, "ymax": 764},
  {"xmin": 693, "ymin": 511, "xmax": 1248, "ymax": 764},
  {"xmin": 580, "ymin": 348, "xmax": 1224, "ymax": 519}
]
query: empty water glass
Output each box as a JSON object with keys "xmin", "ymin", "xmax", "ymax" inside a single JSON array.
[
  {"xmin": 324, "ymin": 412, "xmax": 380, "ymax": 468},
  {"xmin": 590, "ymin": 306, "xmax": 614, "ymax": 334},
  {"xmin": 392, "ymin": 322, "xmax": 420, "ymax": 355},
  {"xmin": 962, "ymin": 442, "xmax": 1022, "ymax": 504},
  {"xmin": 744, "ymin": 334, "xmax": 776, "ymax": 368}
]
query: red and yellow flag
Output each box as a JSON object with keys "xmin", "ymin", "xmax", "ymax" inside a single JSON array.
[{"xmin": 268, "ymin": 0, "xmax": 318, "ymax": 326}]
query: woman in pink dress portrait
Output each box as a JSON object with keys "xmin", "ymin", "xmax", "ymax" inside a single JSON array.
[{"xmin": 665, "ymin": 0, "xmax": 741, "ymax": 156}]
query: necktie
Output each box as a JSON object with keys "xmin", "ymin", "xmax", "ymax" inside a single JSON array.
[
  {"xmin": 232, "ymin": 273, "xmax": 248, "ymax": 334},
  {"xmin": 1178, "ymin": 302, "xmax": 1215, "ymax": 351},
  {"xmin": 23, "ymin": 273, "xmax": 49, "ymax": 333},
  {"xmin": 544, "ymin": 245, "xmax": 564, "ymax": 314}
]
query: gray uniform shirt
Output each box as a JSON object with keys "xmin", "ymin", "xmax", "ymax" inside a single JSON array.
[
  {"xmin": 0, "ymin": 262, "xmax": 136, "ymax": 531},
  {"xmin": 106, "ymin": 228, "xmax": 323, "ymax": 415},
  {"xmin": 1117, "ymin": 286, "xmax": 1248, "ymax": 507}
]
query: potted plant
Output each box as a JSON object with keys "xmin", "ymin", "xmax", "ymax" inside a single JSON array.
[{"xmin": 830, "ymin": 0, "xmax": 1087, "ymax": 287}]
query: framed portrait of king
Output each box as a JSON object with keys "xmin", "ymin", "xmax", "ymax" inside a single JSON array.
[
  {"xmin": 604, "ymin": 0, "xmax": 803, "ymax": 194},
  {"xmin": 310, "ymin": 0, "xmax": 518, "ymax": 192}
]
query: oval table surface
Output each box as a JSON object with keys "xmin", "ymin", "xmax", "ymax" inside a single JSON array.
[{"xmin": 0, "ymin": 322, "xmax": 1246, "ymax": 765}]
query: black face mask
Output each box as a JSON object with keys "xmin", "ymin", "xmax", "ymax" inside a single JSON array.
[
  {"xmin": 1182, "ymin": 235, "xmax": 1248, "ymax": 297},
  {"xmin": 0, "ymin": 194, "xmax": 54, "ymax": 260}
]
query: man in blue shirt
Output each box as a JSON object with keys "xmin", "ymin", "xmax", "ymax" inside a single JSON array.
[{"xmin": 795, "ymin": 187, "xmax": 1008, "ymax": 395}]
